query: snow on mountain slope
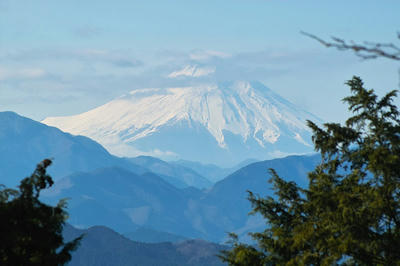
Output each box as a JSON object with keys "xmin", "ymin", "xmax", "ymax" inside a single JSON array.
[{"xmin": 42, "ymin": 81, "xmax": 320, "ymax": 166}]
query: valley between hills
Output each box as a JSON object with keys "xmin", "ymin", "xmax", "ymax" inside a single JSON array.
[{"xmin": 1, "ymin": 91, "xmax": 319, "ymax": 265}]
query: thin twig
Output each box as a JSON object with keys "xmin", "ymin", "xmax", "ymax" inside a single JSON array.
[{"xmin": 301, "ymin": 31, "xmax": 400, "ymax": 61}]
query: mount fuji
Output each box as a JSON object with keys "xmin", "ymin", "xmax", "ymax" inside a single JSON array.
[{"xmin": 43, "ymin": 81, "xmax": 320, "ymax": 166}]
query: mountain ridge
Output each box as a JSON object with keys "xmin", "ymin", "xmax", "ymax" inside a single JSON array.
[
  {"xmin": 128, "ymin": 155, "xmax": 213, "ymax": 188},
  {"xmin": 42, "ymin": 154, "xmax": 321, "ymax": 242},
  {"xmin": 63, "ymin": 224, "xmax": 226, "ymax": 266},
  {"xmin": 0, "ymin": 111, "xmax": 147, "ymax": 187},
  {"xmin": 0, "ymin": 111, "xmax": 215, "ymax": 190},
  {"xmin": 42, "ymin": 81, "xmax": 321, "ymax": 165}
]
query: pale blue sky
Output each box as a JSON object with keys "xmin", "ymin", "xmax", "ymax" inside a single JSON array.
[{"xmin": 1, "ymin": 0, "xmax": 399, "ymax": 122}]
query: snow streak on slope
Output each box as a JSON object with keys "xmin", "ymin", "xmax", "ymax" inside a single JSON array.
[
  {"xmin": 168, "ymin": 65, "xmax": 215, "ymax": 78},
  {"xmin": 43, "ymin": 81, "xmax": 320, "ymax": 165}
]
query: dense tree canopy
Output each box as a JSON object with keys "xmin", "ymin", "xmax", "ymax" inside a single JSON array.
[
  {"xmin": 220, "ymin": 76, "xmax": 400, "ymax": 265},
  {"xmin": 0, "ymin": 159, "xmax": 82, "ymax": 266}
]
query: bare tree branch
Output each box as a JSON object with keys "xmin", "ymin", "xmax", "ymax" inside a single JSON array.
[{"xmin": 301, "ymin": 31, "xmax": 400, "ymax": 61}]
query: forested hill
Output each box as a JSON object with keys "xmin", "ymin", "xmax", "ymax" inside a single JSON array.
[{"xmin": 64, "ymin": 224, "xmax": 226, "ymax": 266}]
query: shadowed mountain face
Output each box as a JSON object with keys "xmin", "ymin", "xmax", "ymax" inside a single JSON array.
[
  {"xmin": 2, "ymin": 111, "xmax": 320, "ymax": 242},
  {"xmin": 63, "ymin": 224, "xmax": 227, "ymax": 266},
  {"xmin": 44, "ymin": 154, "xmax": 320, "ymax": 242},
  {"xmin": 195, "ymin": 154, "xmax": 321, "ymax": 241},
  {"xmin": 0, "ymin": 111, "xmax": 146, "ymax": 187},
  {"xmin": 171, "ymin": 158, "xmax": 259, "ymax": 183},
  {"xmin": 0, "ymin": 111, "xmax": 210, "ymax": 190},
  {"xmin": 128, "ymin": 156, "xmax": 213, "ymax": 189},
  {"xmin": 123, "ymin": 227, "xmax": 187, "ymax": 243},
  {"xmin": 42, "ymin": 167, "xmax": 202, "ymax": 236}
]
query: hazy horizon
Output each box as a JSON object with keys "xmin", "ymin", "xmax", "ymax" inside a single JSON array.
[{"xmin": 1, "ymin": 1, "xmax": 399, "ymax": 123}]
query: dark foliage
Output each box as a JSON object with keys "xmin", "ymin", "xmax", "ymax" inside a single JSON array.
[
  {"xmin": 220, "ymin": 76, "xmax": 400, "ymax": 265},
  {"xmin": 0, "ymin": 159, "xmax": 82, "ymax": 266}
]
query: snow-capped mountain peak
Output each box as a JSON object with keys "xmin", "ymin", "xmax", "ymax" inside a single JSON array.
[
  {"xmin": 168, "ymin": 65, "xmax": 216, "ymax": 78},
  {"xmin": 42, "ymin": 81, "xmax": 320, "ymax": 166}
]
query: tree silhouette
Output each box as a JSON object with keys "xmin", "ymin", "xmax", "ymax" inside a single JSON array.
[
  {"xmin": 220, "ymin": 30, "xmax": 400, "ymax": 265},
  {"xmin": 301, "ymin": 31, "xmax": 400, "ymax": 61},
  {"xmin": 0, "ymin": 159, "xmax": 82, "ymax": 266},
  {"xmin": 220, "ymin": 77, "xmax": 400, "ymax": 265}
]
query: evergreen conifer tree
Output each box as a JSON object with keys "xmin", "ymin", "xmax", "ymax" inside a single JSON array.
[
  {"xmin": 219, "ymin": 76, "xmax": 400, "ymax": 265},
  {"xmin": 0, "ymin": 159, "xmax": 82, "ymax": 266}
]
